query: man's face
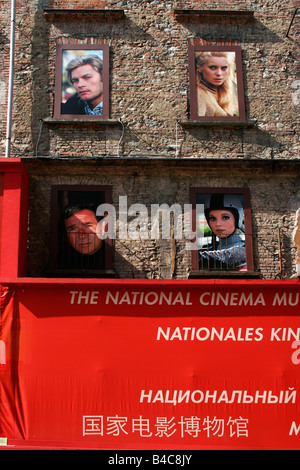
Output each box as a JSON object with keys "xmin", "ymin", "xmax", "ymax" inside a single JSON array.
[
  {"xmin": 71, "ymin": 64, "xmax": 103, "ymax": 109},
  {"xmin": 65, "ymin": 209, "xmax": 102, "ymax": 255}
]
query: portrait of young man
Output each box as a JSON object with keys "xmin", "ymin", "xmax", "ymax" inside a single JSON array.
[{"xmin": 54, "ymin": 45, "xmax": 109, "ymax": 119}]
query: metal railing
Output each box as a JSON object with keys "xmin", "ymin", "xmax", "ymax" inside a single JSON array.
[
  {"xmin": 49, "ymin": 231, "xmax": 106, "ymax": 271},
  {"xmin": 198, "ymin": 233, "xmax": 248, "ymax": 271},
  {"xmin": 37, "ymin": 228, "xmax": 292, "ymax": 277}
]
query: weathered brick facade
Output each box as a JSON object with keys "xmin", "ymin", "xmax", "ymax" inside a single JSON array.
[{"xmin": 0, "ymin": 0, "xmax": 299, "ymax": 279}]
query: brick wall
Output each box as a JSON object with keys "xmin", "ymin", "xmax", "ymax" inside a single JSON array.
[
  {"xmin": 24, "ymin": 158, "xmax": 299, "ymax": 279},
  {"xmin": 1, "ymin": 0, "xmax": 299, "ymax": 159}
]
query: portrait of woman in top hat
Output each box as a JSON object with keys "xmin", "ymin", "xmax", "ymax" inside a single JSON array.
[{"xmin": 198, "ymin": 193, "xmax": 246, "ymax": 270}]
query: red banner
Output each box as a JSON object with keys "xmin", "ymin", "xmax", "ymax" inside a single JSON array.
[{"xmin": 0, "ymin": 280, "xmax": 300, "ymax": 449}]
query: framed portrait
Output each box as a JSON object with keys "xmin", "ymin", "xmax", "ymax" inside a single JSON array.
[
  {"xmin": 189, "ymin": 187, "xmax": 254, "ymax": 272},
  {"xmin": 188, "ymin": 45, "xmax": 246, "ymax": 121},
  {"xmin": 54, "ymin": 44, "xmax": 109, "ymax": 119},
  {"xmin": 49, "ymin": 185, "xmax": 113, "ymax": 275}
]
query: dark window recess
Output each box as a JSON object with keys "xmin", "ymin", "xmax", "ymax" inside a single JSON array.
[{"xmin": 45, "ymin": 185, "xmax": 115, "ymax": 278}]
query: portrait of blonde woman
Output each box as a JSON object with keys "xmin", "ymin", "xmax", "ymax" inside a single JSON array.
[{"xmin": 195, "ymin": 51, "xmax": 239, "ymax": 117}]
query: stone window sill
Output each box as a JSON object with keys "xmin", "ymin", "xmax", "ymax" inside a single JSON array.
[
  {"xmin": 189, "ymin": 271, "xmax": 261, "ymax": 279},
  {"xmin": 42, "ymin": 117, "xmax": 122, "ymax": 127},
  {"xmin": 179, "ymin": 119, "xmax": 257, "ymax": 129}
]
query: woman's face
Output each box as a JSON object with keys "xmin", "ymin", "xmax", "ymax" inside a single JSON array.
[
  {"xmin": 208, "ymin": 210, "xmax": 236, "ymax": 238},
  {"xmin": 201, "ymin": 56, "xmax": 229, "ymax": 86}
]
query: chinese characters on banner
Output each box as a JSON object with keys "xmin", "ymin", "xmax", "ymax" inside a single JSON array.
[{"xmin": 83, "ymin": 415, "xmax": 249, "ymax": 439}]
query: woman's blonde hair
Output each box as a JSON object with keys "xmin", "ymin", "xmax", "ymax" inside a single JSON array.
[{"xmin": 196, "ymin": 51, "xmax": 236, "ymax": 115}]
